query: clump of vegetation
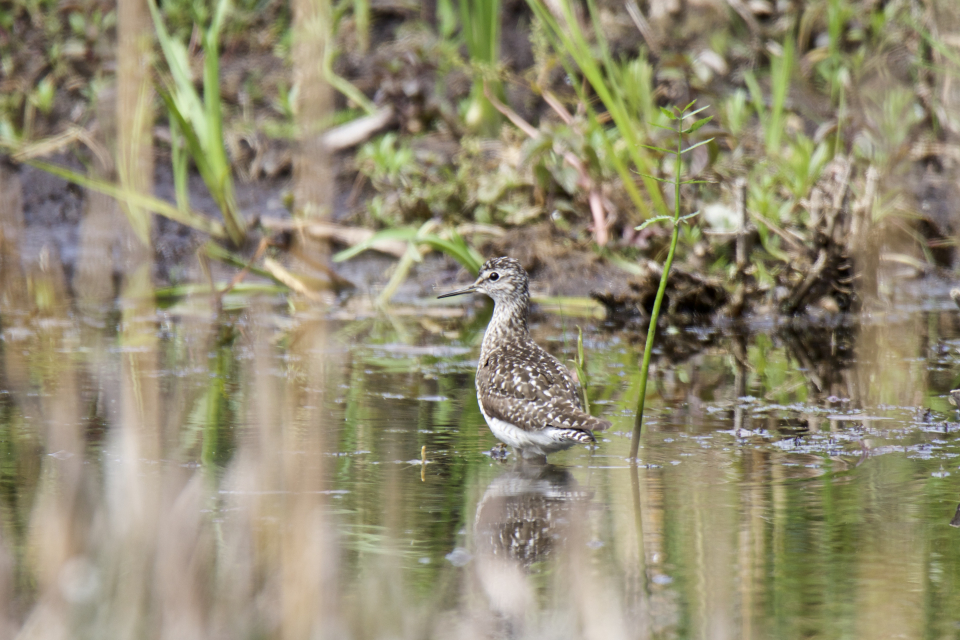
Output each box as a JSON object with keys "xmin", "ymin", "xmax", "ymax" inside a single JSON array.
[
  {"xmin": 0, "ymin": 0, "xmax": 115, "ymax": 140},
  {"xmin": 0, "ymin": 0, "xmax": 956, "ymax": 312},
  {"xmin": 151, "ymin": 0, "xmax": 247, "ymax": 246},
  {"xmin": 353, "ymin": 126, "xmax": 619, "ymax": 239}
]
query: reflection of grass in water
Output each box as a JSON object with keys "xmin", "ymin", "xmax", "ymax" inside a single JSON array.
[
  {"xmin": 6, "ymin": 269, "xmax": 960, "ymax": 637},
  {"xmin": 333, "ymin": 517, "xmax": 425, "ymax": 556},
  {"xmin": 749, "ymin": 334, "xmax": 809, "ymax": 405}
]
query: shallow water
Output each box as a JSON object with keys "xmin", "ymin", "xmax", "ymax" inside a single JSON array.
[{"xmin": 2, "ymin": 284, "xmax": 960, "ymax": 639}]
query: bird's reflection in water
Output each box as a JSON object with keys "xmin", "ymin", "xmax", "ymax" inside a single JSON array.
[
  {"xmin": 472, "ymin": 462, "xmax": 594, "ymax": 636},
  {"xmin": 950, "ymin": 503, "xmax": 960, "ymax": 528}
]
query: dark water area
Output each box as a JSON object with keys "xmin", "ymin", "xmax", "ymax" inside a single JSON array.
[{"xmin": 2, "ymin": 278, "xmax": 960, "ymax": 639}]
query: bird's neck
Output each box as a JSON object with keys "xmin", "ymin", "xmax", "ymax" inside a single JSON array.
[{"xmin": 481, "ymin": 294, "xmax": 530, "ymax": 356}]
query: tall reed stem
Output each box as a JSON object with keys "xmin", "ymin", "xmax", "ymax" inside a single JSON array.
[
  {"xmin": 630, "ymin": 102, "xmax": 713, "ymax": 460},
  {"xmin": 630, "ymin": 208, "xmax": 680, "ymax": 460}
]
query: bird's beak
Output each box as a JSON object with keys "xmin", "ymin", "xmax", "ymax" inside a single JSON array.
[{"xmin": 437, "ymin": 283, "xmax": 477, "ymax": 299}]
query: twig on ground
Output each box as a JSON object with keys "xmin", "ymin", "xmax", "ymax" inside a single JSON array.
[{"xmin": 322, "ymin": 106, "xmax": 395, "ymax": 151}]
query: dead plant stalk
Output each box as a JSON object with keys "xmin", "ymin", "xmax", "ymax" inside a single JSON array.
[{"xmin": 483, "ymin": 84, "xmax": 609, "ymax": 245}]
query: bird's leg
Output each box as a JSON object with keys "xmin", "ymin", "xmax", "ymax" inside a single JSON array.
[{"xmin": 519, "ymin": 448, "xmax": 548, "ymax": 465}]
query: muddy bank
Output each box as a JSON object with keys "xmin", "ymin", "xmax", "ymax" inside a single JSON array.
[
  {"xmin": 8, "ymin": 153, "xmax": 954, "ymax": 314},
  {"xmin": 4, "ymin": 0, "xmax": 960, "ymax": 322},
  {"xmin": 6, "ymin": 156, "xmax": 641, "ymax": 301}
]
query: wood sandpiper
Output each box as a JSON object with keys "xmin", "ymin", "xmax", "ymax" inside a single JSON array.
[{"xmin": 439, "ymin": 257, "xmax": 610, "ymax": 460}]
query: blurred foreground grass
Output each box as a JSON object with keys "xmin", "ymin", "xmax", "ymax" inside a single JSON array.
[{"xmin": 3, "ymin": 153, "xmax": 960, "ymax": 636}]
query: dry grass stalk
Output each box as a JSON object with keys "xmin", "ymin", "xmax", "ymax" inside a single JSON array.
[
  {"xmin": 483, "ymin": 85, "xmax": 610, "ymax": 246},
  {"xmin": 260, "ymin": 217, "xmax": 409, "ymax": 258},
  {"xmin": 116, "ymin": 0, "xmax": 155, "ymax": 251},
  {"xmin": 263, "ymin": 257, "xmax": 330, "ymax": 302},
  {"xmin": 290, "ymin": 0, "xmax": 336, "ymax": 293}
]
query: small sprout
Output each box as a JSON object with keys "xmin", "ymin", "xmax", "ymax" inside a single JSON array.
[
  {"xmin": 30, "ymin": 76, "xmax": 55, "ymax": 115},
  {"xmin": 68, "ymin": 12, "xmax": 85, "ymax": 36},
  {"xmin": 568, "ymin": 326, "xmax": 590, "ymax": 414}
]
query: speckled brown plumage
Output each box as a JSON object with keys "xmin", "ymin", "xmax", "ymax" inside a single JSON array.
[
  {"xmin": 477, "ymin": 340, "xmax": 608, "ymax": 437},
  {"xmin": 439, "ymin": 257, "xmax": 611, "ymax": 457}
]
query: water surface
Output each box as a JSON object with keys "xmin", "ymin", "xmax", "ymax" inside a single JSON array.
[{"xmin": 1, "ymin": 285, "xmax": 960, "ymax": 639}]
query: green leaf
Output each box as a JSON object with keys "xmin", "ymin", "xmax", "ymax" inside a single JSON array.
[
  {"xmin": 573, "ymin": 325, "xmax": 589, "ymax": 413},
  {"xmin": 635, "ymin": 172, "xmax": 674, "ymax": 184},
  {"xmin": 576, "ymin": 325, "xmax": 585, "ymax": 364},
  {"xmin": 639, "ymin": 143, "xmax": 675, "ymax": 155},
  {"xmin": 149, "ymin": 0, "xmax": 204, "ymax": 132},
  {"xmin": 201, "ymin": 26, "xmax": 245, "ymax": 245},
  {"xmin": 159, "ymin": 90, "xmax": 214, "ymax": 200},
  {"xmin": 28, "ymin": 159, "xmax": 227, "ymax": 240},
  {"xmin": 151, "ymin": 0, "xmax": 245, "ymax": 246},
  {"xmin": 418, "ymin": 233, "xmax": 483, "ymax": 274},
  {"xmin": 210, "ymin": 0, "xmax": 230, "ymax": 37},
  {"xmin": 635, "ymin": 215, "xmax": 674, "ymax": 231},
  {"xmin": 683, "ymin": 104, "xmax": 709, "ymax": 119},
  {"xmin": 680, "ymin": 137, "xmax": 715, "ymax": 155},
  {"xmin": 202, "ymin": 31, "xmax": 227, "ymax": 180},
  {"xmin": 680, "ymin": 179, "xmax": 716, "ymax": 185},
  {"xmin": 679, "ymin": 210, "xmax": 701, "ymax": 221},
  {"xmin": 658, "ymin": 105, "xmax": 678, "ymax": 120},
  {"xmin": 170, "ymin": 117, "xmax": 189, "ymax": 212},
  {"xmin": 685, "ymin": 115, "xmax": 713, "ymax": 133},
  {"xmin": 332, "ymin": 227, "xmax": 419, "ymax": 262}
]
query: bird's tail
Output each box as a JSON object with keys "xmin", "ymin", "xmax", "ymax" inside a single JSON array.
[
  {"xmin": 556, "ymin": 428, "xmax": 597, "ymax": 444},
  {"xmin": 555, "ymin": 408, "xmax": 611, "ymax": 443}
]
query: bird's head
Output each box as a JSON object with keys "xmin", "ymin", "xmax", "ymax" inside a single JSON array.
[{"xmin": 438, "ymin": 257, "xmax": 529, "ymax": 305}]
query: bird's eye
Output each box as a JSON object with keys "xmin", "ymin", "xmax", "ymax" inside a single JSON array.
[{"xmin": 489, "ymin": 272, "xmax": 500, "ymax": 281}]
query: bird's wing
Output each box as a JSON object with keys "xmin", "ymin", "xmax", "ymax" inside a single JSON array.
[{"xmin": 476, "ymin": 341, "xmax": 611, "ymax": 434}]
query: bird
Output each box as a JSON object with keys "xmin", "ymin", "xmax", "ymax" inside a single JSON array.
[{"xmin": 438, "ymin": 257, "xmax": 610, "ymax": 460}]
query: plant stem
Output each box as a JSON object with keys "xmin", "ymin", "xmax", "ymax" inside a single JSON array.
[
  {"xmin": 629, "ymin": 212, "xmax": 681, "ymax": 459},
  {"xmin": 629, "ymin": 111, "xmax": 685, "ymax": 460}
]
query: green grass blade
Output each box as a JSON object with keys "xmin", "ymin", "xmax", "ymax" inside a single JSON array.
[
  {"xmin": 680, "ymin": 138, "xmax": 714, "ymax": 154},
  {"xmin": 684, "ymin": 116, "xmax": 712, "ymax": 133},
  {"xmin": 326, "ymin": 69, "xmax": 378, "ymax": 115},
  {"xmin": 682, "ymin": 105, "xmax": 709, "ymax": 119},
  {"xmin": 637, "ymin": 173, "xmax": 672, "ymax": 184},
  {"xmin": 200, "ymin": 241, "xmax": 276, "ymax": 280},
  {"xmin": 635, "ymin": 215, "xmax": 673, "ymax": 230},
  {"xmin": 148, "ymin": 0, "xmax": 204, "ymax": 133},
  {"xmin": 659, "ymin": 106, "xmax": 678, "ymax": 120},
  {"xmin": 29, "ymin": 159, "xmax": 227, "ymax": 239},
  {"xmin": 354, "ymin": 0, "xmax": 370, "ymax": 52},
  {"xmin": 210, "ymin": 0, "xmax": 230, "ymax": 35},
  {"xmin": 528, "ymin": 0, "xmax": 667, "ymax": 217},
  {"xmin": 639, "ymin": 144, "xmax": 675, "ymax": 155},
  {"xmin": 170, "ymin": 116, "xmax": 190, "ymax": 212},
  {"xmin": 159, "ymin": 89, "xmax": 215, "ymax": 198},
  {"xmin": 332, "ymin": 227, "xmax": 419, "ymax": 262},
  {"xmin": 201, "ymin": 28, "xmax": 245, "ymax": 246},
  {"xmin": 418, "ymin": 234, "xmax": 483, "ymax": 274},
  {"xmin": 767, "ymin": 37, "xmax": 794, "ymax": 156}
]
